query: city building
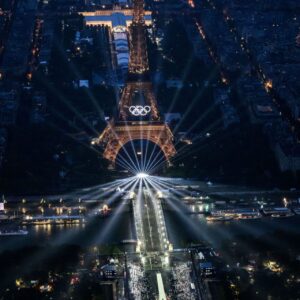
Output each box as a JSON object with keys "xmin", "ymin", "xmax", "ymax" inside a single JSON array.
[
  {"xmin": 274, "ymin": 142, "xmax": 300, "ymax": 172},
  {"xmin": 80, "ymin": 7, "xmax": 152, "ymax": 28},
  {"xmin": 0, "ymin": 128, "xmax": 7, "ymax": 170},
  {"xmin": 1, "ymin": 0, "xmax": 38, "ymax": 78},
  {"xmin": 0, "ymin": 89, "xmax": 18, "ymax": 126},
  {"xmin": 80, "ymin": 5, "xmax": 152, "ymax": 73}
]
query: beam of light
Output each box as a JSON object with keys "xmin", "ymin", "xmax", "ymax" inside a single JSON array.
[
  {"xmin": 53, "ymin": 29, "xmax": 150, "ymax": 174},
  {"xmin": 145, "ymin": 175, "xmax": 178, "ymax": 188},
  {"xmin": 165, "ymin": 55, "xmax": 195, "ymax": 115},
  {"xmin": 148, "ymin": 118, "xmax": 225, "ymax": 172},
  {"xmin": 145, "ymin": 177, "xmax": 240, "ymax": 256},
  {"xmin": 172, "ymin": 127, "xmax": 221, "ymax": 163},
  {"xmin": 89, "ymin": 178, "xmax": 139, "ymax": 245},
  {"xmin": 117, "ymin": 143, "xmax": 141, "ymax": 174},
  {"xmin": 36, "ymin": 74, "xmax": 100, "ymax": 136},
  {"xmin": 144, "ymin": 135, "xmax": 171, "ymax": 174},
  {"xmin": 113, "ymin": 120, "xmax": 142, "ymax": 173},
  {"xmin": 172, "ymin": 67, "xmax": 218, "ymax": 135},
  {"xmin": 128, "ymin": 136, "xmax": 142, "ymax": 173},
  {"xmin": 53, "ymin": 177, "xmax": 132, "ymax": 200},
  {"xmin": 143, "ymin": 139, "xmax": 160, "ymax": 171},
  {"xmin": 116, "ymin": 152, "xmax": 138, "ymax": 174},
  {"xmin": 53, "ymin": 38, "xmax": 105, "ymax": 121},
  {"xmin": 104, "ymin": 123, "xmax": 142, "ymax": 173},
  {"xmin": 115, "ymin": 146, "xmax": 140, "ymax": 174},
  {"xmin": 98, "ymin": 25, "xmax": 120, "ymax": 105},
  {"xmin": 136, "ymin": 172, "xmax": 149, "ymax": 179},
  {"xmin": 144, "ymin": 67, "xmax": 220, "ymax": 172},
  {"xmin": 140, "ymin": 119, "xmax": 156, "ymax": 173},
  {"xmin": 47, "ymin": 104, "xmax": 92, "ymax": 134},
  {"xmin": 139, "ymin": 124, "xmax": 144, "ymax": 172},
  {"xmin": 84, "ymin": 177, "xmax": 138, "ymax": 209},
  {"xmin": 143, "ymin": 139, "xmax": 163, "ymax": 173},
  {"xmin": 151, "ymin": 74, "xmax": 222, "ymax": 171},
  {"xmin": 142, "ymin": 14, "xmax": 236, "ymax": 172},
  {"xmin": 143, "ymin": 176, "xmax": 214, "ymax": 246},
  {"xmin": 44, "ymin": 119, "xmax": 102, "ymax": 156},
  {"xmin": 143, "ymin": 128, "xmax": 171, "ymax": 173},
  {"xmin": 58, "ymin": 177, "xmax": 134, "ymax": 225},
  {"xmin": 108, "ymin": 121, "xmax": 142, "ymax": 173},
  {"xmin": 144, "ymin": 53, "xmax": 196, "ymax": 171},
  {"xmin": 147, "ymin": 176, "xmax": 296, "ymax": 263},
  {"xmin": 1, "ymin": 177, "xmax": 137, "ymax": 287},
  {"xmin": 142, "ymin": 137, "xmax": 150, "ymax": 172},
  {"xmin": 140, "ymin": 132, "xmax": 151, "ymax": 174},
  {"xmin": 172, "ymin": 87, "xmax": 245, "ymax": 144},
  {"xmin": 116, "ymin": 156, "xmax": 139, "ymax": 174},
  {"xmin": 146, "ymin": 176, "xmax": 191, "ymax": 201},
  {"xmin": 172, "ymin": 100, "xmax": 223, "ymax": 148},
  {"xmin": 145, "ymin": 150, "xmax": 167, "ymax": 173},
  {"xmin": 75, "ymin": 177, "xmax": 138, "ymax": 219},
  {"xmin": 45, "ymin": 115, "xmax": 141, "ymax": 184},
  {"xmin": 167, "ymin": 123, "xmax": 228, "ymax": 168},
  {"xmin": 34, "ymin": 103, "xmax": 142, "ymax": 179}
]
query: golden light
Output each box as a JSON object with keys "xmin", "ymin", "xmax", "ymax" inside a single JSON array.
[
  {"xmin": 26, "ymin": 72, "xmax": 32, "ymax": 81},
  {"xmin": 188, "ymin": 0, "xmax": 195, "ymax": 8},
  {"xmin": 264, "ymin": 79, "xmax": 273, "ymax": 91}
]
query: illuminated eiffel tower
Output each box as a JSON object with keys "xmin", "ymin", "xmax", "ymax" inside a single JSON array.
[{"xmin": 96, "ymin": 0, "xmax": 176, "ymax": 169}]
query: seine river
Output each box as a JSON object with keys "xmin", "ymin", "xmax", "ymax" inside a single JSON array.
[{"xmin": 1, "ymin": 211, "xmax": 300, "ymax": 252}]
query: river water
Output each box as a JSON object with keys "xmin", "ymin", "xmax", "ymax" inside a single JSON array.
[{"xmin": 1, "ymin": 210, "xmax": 300, "ymax": 253}]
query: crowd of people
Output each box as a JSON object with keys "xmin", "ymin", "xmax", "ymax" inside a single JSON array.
[
  {"xmin": 171, "ymin": 262, "xmax": 197, "ymax": 300},
  {"xmin": 128, "ymin": 262, "xmax": 151, "ymax": 299}
]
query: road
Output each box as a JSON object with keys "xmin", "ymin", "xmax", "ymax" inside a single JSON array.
[{"xmin": 141, "ymin": 189, "xmax": 162, "ymax": 254}]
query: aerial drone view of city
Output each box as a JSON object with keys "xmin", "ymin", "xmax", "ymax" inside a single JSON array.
[{"xmin": 0, "ymin": 0, "xmax": 300, "ymax": 299}]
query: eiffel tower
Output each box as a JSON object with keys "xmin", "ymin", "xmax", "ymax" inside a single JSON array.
[{"xmin": 97, "ymin": 0, "xmax": 176, "ymax": 169}]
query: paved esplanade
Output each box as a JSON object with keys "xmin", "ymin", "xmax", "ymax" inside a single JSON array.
[
  {"xmin": 133, "ymin": 188, "xmax": 171, "ymax": 268},
  {"xmin": 132, "ymin": 187, "xmax": 170, "ymax": 298}
]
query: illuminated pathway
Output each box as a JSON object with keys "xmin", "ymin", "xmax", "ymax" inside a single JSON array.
[
  {"xmin": 142, "ymin": 190, "xmax": 161, "ymax": 253},
  {"xmin": 127, "ymin": 176, "xmax": 202, "ymax": 299},
  {"xmin": 132, "ymin": 181, "xmax": 171, "ymax": 269}
]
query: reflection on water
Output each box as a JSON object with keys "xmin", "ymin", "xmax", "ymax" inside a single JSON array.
[
  {"xmin": 0, "ymin": 213, "xmax": 134, "ymax": 252},
  {"xmin": 165, "ymin": 211, "xmax": 300, "ymax": 249},
  {"xmin": 1, "ymin": 211, "xmax": 300, "ymax": 253}
]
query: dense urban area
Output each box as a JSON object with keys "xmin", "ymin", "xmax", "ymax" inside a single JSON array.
[{"xmin": 0, "ymin": 0, "xmax": 300, "ymax": 299}]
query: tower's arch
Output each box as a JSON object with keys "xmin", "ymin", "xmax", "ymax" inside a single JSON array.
[
  {"xmin": 99, "ymin": 122, "xmax": 176, "ymax": 167},
  {"xmin": 116, "ymin": 139, "xmax": 166, "ymax": 171}
]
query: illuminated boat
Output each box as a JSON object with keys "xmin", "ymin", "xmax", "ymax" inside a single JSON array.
[
  {"xmin": 206, "ymin": 215, "xmax": 233, "ymax": 222},
  {"xmin": 0, "ymin": 229, "xmax": 28, "ymax": 236}
]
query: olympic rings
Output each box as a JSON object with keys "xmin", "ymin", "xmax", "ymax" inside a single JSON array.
[{"xmin": 129, "ymin": 105, "xmax": 151, "ymax": 116}]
